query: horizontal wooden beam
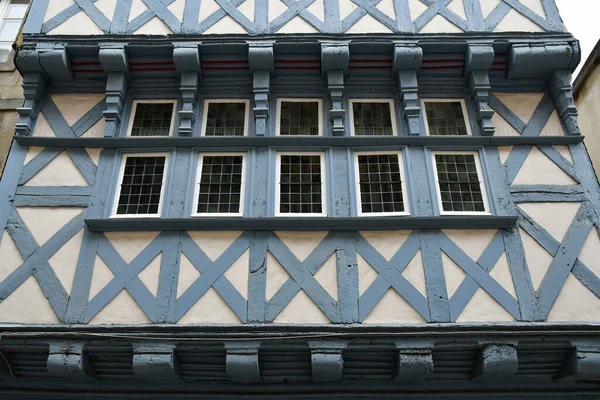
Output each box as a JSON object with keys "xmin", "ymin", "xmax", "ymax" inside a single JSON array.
[
  {"xmin": 85, "ymin": 216, "xmax": 519, "ymax": 232},
  {"xmin": 14, "ymin": 135, "xmax": 584, "ymax": 148}
]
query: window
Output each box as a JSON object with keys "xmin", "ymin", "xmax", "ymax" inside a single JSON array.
[
  {"xmin": 126, "ymin": 100, "xmax": 177, "ymax": 137},
  {"xmin": 276, "ymin": 98, "xmax": 322, "ymax": 136},
  {"xmin": 112, "ymin": 154, "xmax": 169, "ymax": 217},
  {"xmin": 354, "ymin": 152, "xmax": 409, "ymax": 216},
  {"xmin": 431, "ymin": 151, "xmax": 490, "ymax": 214},
  {"xmin": 422, "ymin": 99, "xmax": 472, "ymax": 136},
  {"xmin": 275, "ymin": 153, "xmax": 326, "ymax": 216},
  {"xmin": 192, "ymin": 153, "xmax": 246, "ymax": 216},
  {"xmin": 201, "ymin": 99, "xmax": 249, "ymax": 136},
  {"xmin": 0, "ymin": 0, "xmax": 27, "ymax": 63},
  {"xmin": 350, "ymin": 100, "xmax": 397, "ymax": 136}
]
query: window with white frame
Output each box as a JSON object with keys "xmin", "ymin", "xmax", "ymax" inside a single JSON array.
[
  {"xmin": 431, "ymin": 151, "xmax": 489, "ymax": 214},
  {"xmin": 354, "ymin": 152, "xmax": 408, "ymax": 216},
  {"xmin": 276, "ymin": 153, "xmax": 326, "ymax": 216},
  {"xmin": 126, "ymin": 100, "xmax": 177, "ymax": 137},
  {"xmin": 277, "ymin": 99, "xmax": 322, "ymax": 136},
  {"xmin": 112, "ymin": 154, "xmax": 168, "ymax": 217},
  {"xmin": 193, "ymin": 153, "xmax": 246, "ymax": 216},
  {"xmin": 422, "ymin": 99, "xmax": 472, "ymax": 136},
  {"xmin": 350, "ymin": 99, "xmax": 397, "ymax": 136},
  {"xmin": 0, "ymin": 0, "xmax": 27, "ymax": 63},
  {"xmin": 202, "ymin": 99, "xmax": 249, "ymax": 136}
]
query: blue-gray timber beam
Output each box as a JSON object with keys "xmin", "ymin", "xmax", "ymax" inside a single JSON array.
[
  {"xmin": 47, "ymin": 340, "xmax": 95, "ymax": 380},
  {"xmin": 174, "ymin": 42, "xmax": 201, "ymax": 137},
  {"xmin": 466, "ymin": 44, "xmax": 495, "ymax": 136},
  {"xmin": 393, "ymin": 43, "xmax": 422, "ymax": 136},
  {"xmin": 99, "ymin": 44, "xmax": 129, "ymax": 138},
  {"xmin": 556, "ymin": 341, "xmax": 600, "ymax": 381},
  {"xmin": 225, "ymin": 342, "xmax": 261, "ymax": 383},
  {"xmin": 132, "ymin": 342, "xmax": 181, "ymax": 382},
  {"xmin": 395, "ymin": 339, "xmax": 434, "ymax": 381},
  {"xmin": 321, "ymin": 41, "xmax": 349, "ymax": 136},
  {"xmin": 15, "ymin": 73, "xmax": 46, "ymax": 136},
  {"xmin": 248, "ymin": 41, "xmax": 274, "ymax": 136},
  {"xmin": 471, "ymin": 343, "xmax": 518, "ymax": 380},
  {"xmin": 309, "ymin": 340, "xmax": 347, "ymax": 382}
]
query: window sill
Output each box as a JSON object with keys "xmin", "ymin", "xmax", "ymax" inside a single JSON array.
[
  {"xmin": 85, "ymin": 216, "xmax": 518, "ymax": 232},
  {"xmin": 14, "ymin": 135, "xmax": 584, "ymax": 148}
]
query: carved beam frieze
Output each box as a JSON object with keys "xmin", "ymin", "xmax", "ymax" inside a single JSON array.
[
  {"xmin": 548, "ymin": 69, "xmax": 580, "ymax": 136},
  {"xmin": 225, "ymin": 341, "xmax": 261, "ymax": 383},
  {"xmin": 99, "ymin": 44, "xmax": 129, "ymax": 138},
  {"xmin": 173, "ymin": 43, "xmax": 201, "ymax": 137},
  {"xmin": 132, "ymin": 342, "xmax": 180, "ymax": 382},
  {"xmin": 47, "ymin": 341, "xmax": 95, "ymax": 380},
  {"xmin": 472, "ymin": 343, "xmax": 518, "ymax": 380},
  {"xmin": 466, "ymin": 44, "xmax": 495, "ymax": 136},
  {"xmin": 309, "ymin": 340, "xmax": 347, "ymax": 382},
  {"xmin": 321, "ymin": 42, "xmax": 349, "ymax": 136},
  {"xmin": 248, "ymin": 41, "xmax": 274, "ymax": 136},
  {"xmin": 15, "ymin": 72, "xmax": 46, "ymax": 136},
  {"xmin": 394, "ymin": 43, "xmax": 423, "ymax": 136},
  {"xmin": 556, "ymin": 341, "xmax": 600, "ymax": 381}
]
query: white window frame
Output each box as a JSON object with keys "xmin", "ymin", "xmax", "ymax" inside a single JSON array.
[
  {"xmin": 0, "ymin": 0, "xmax": 27, "ymax": 59},
  {"xmin": 110, "ymin": 152, "xmax": 170, "ymax": 218},
  {"xmin": 430, "ymin": 150, "xmax": 491, "ymax": 216},
  {"xmin": 125, "ymin": 99, "xmax": 178, "ymax": 137},
  {"xmin": 421, "ymin": 98, "xmax": 473, "ymax": 136},
  {"xmin": 349, "ymin": 99, "xmax": 398, "ymax": 136},
  {"xmin": 353, "ymin": 151, "xmax": 410, "ymax": 217},
  {"xmin": 191, "ymin": 152, "xmax": 247, "ymax": 217},
  {"xmin": 200, "ymin": 99, "xmax": 250, "ymax": 137},
  {"xmin": 275, "ymin": 151, "xmax": 327, "ymax": 217},
  {"xmin": 276, "ymin": 98, "xmax": 323, "ymax": 136}
]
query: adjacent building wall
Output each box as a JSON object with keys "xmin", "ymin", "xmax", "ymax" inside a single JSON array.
[
  {"xmin": 576, "ymin": 63, "xmax": 600, "ymax": 176},
  {"xmin": 0, "ymin": 58, "xmax": 22, "ymax": 174}
]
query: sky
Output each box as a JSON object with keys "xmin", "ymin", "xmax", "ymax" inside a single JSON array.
[{"xmin": 555, "ymin": 0, "xmax": 600, "ymax": 79}]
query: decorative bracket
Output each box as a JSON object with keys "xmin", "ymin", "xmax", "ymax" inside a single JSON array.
[
  {"xmin": 472, "ymin": 343, "xmax": 518, "ymax": 380},
  {"xmin": 508, "ymin": 43, "xmax": 577, "ymax": 79},
  {"xmin": 99, "ymin": 44, "xmax": 129, "ymax": 138},
  {"xmin": 394, "ymin": 43, "xmax": 423, "ymax": 136},
  {"xmin": 394, "ymin": 340, "xmax": 434, "ymax": 381},
  {"xmin": 132, "ymin": 342, "xmax": 180, "ymax": 382},
  {"xmin": 548, "ymin": 69, "xmax": 580, "ymax": 135},
  {"xmin": 225, "ymin": 341, "xmax": 261, "ymax": 383},
  {"xmin": 466, "ymin": 44, "xmax": 495, "ymax": 136},
  {"xmin": 47, "ymin": 341, "xmax": 95, "ymax": 380},
  {"xmin": 37, "ymin": 43, "xmax": 72, "ymax": 81},
  {"xmin": 321, "ymin": 42, "xmax": 349, "ymax": 136},
  {"xmin": 174, "ymin": 43, "xmax": 201, "ymax": 137},
  {"xmin": 15, "ymin": 72, "xmax": 46, "ymax": 136},
  {"xmin": 556, "ymin": 341, "xmax": 600, "ymax": 381},
  {"xmin": 309, "ymin": 340, "xmax": 347, "ymax": 382},
  {"xmin": 248, "ymin": 41, "xmax": 274, "ymax": 136}
]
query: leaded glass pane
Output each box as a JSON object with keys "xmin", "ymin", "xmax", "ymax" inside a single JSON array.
[
  {"xmin": 425, "ymin": 101, "xmax": 469, "ymax": 136},
  {"xmin": 435, "ymin": 154, "xmax": 485, "ymax": 212}
]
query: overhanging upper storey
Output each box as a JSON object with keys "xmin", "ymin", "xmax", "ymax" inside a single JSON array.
[{"xmin": 24, "ymin": 0, "xmax": 565, "ymax": 37}]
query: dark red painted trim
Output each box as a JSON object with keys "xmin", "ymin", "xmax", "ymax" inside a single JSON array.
[
  {"xmin": 349, "ymin": 59, "xmax": 393, "ymax": 63},
  {"xmin": 202, "ymin": 66, "xmax": 249, "ymax": 70},
  {"xmin": 202, "ymin": 59, "xmax": 249, "ymax": 64},
  {"xmin": 275, "ymin": 59, "xmax": 320, "ymax": 64}
]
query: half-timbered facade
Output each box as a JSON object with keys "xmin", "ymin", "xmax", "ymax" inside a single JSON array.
[{"xmin": 0, "ymin": 0, "xmax": 599, "ymax": 398}]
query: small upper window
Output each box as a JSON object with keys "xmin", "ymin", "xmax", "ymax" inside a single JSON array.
[
  {"xmin": 112, "ymin": 154, "xmax": 168, "ymax": 217},
  {"xmin": 202, "ymin": 100, "xmax": 249, "ymax": 136},
  {"xmin": 354, "ymin": 152, "xmax": 408, "ymax": 216},
  {"xmin": 432, "ymin": 152, "xmax": 489, "ymax": 214},
  {"xmin": 0, "ymin": 0, "xmax": 27, "ymax": 63},
  {"xmin": 193, "ymin": 153, "xmax": 246, "ymax": 216},
  {"xmin": 276, "ymin": 153, "xmax": 326, "ymax": 216},
  {"xmin": 422, "ymin": 99, "xmax": 471, "ymax": 136},
  {"xmin": 350, "ymin": 100, "xmax": 396, "ymax": 136},
  {"xmin": 277, "ymin": 99, "xmax": 322, "ymax": 136},
  {"xmin": 127, "ymin": 100, "xmax": 177, "ymax": 137}
]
